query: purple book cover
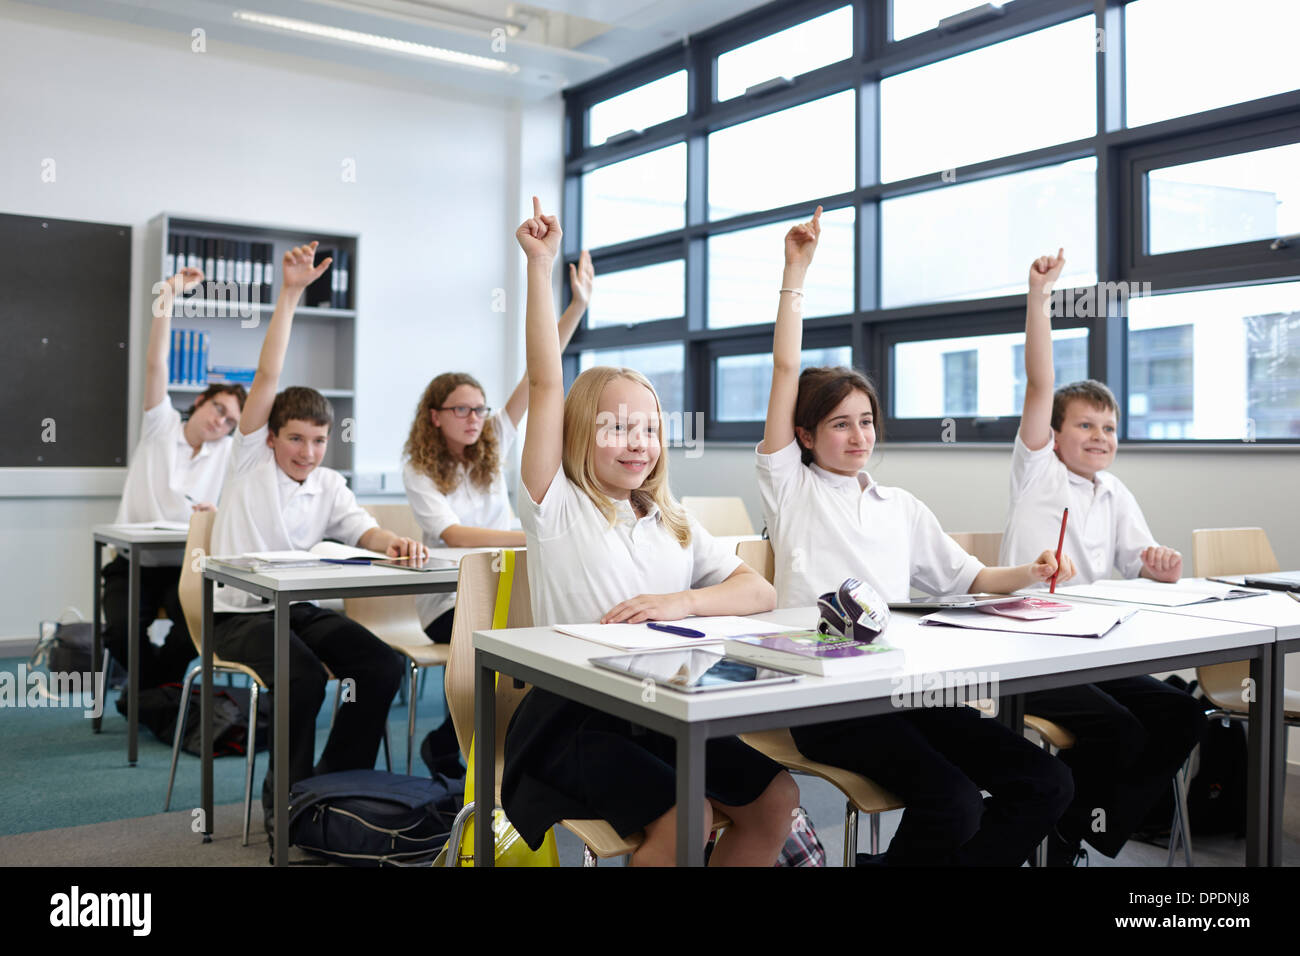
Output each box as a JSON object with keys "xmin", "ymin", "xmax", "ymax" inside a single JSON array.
[{"xmin": 733, "ymin": 630, "xmax": 893, "ymax": 660}]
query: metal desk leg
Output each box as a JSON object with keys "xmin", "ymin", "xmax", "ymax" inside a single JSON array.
[
  {"xmin": 676, "ymin": 725, "xmax": 706, "ymax": 867},
  {"xmin": 998, "ymin": 693, "xmax": 1026, "ymax": 734},
  {"xmin": 273, "ymin": 596, "xmax": 290, "ymax": 868},
  {"xmin": 126, "ymin": 547, "xmax": 140, "ymax": 766},
  {"xmin": 200, "ymin": 575, "xmax": 214, "ymax": 842},
  {"xmin": 91, "ymin": 540, "xmax": 104, "ymax": 734},
  {"xmin": 1245, "ymin": 650, "xmax": 1272, "ymax": 867},
  {"xmin": 474, "ymin": 652, "xmax": 495, "ymax": 867},
  {"xmin": 1268, "ymin": 642, "xmax": 1286, "ymax": 867}
]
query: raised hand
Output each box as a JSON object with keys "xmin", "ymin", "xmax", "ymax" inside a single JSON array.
[
  {"xmin": 1028, "ymin": 247, "xmax": 1066, "ymax": 296},
  {"xmin": 568, "ymin": 249, "xmax": 595, "ymax": 309},
  {"xmin": 281, "ymin": 241, "xmax": 332, "ymax": 292},
  {"xmin": 152, "ymin": 267, "xmax": 205, "ymax": 318},
  {"xmin": 784, "ymin": 205, "xmax": 822, "ymax": 270},
  {"xmin": 1141, "ymin": 546, "xmax": 1182, "ymax": 583},
  {"xmin": 516, "ymin": 195, "xmax": 562, "ymax": 262}
]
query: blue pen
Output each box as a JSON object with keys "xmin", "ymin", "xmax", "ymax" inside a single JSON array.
[
  {"xmin": 318, "ymin": 557, "xmax": 377, "ymax": 565},
  {"xmin": 647, "ymin": 621, "xmax": 707, "ymax": 638}
]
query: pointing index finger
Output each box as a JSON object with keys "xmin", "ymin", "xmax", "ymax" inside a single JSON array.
[{"xmin": 532, "ymin": 195, "xmax": 542, "ymax": 218}]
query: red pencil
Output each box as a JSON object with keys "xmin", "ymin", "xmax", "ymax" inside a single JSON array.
[{"xmin": 1050, "ymin": 507, "xmax": 1069, "ymax": 594}]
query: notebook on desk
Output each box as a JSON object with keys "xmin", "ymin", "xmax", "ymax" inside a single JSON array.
[
  {"xmin": 1051, "ymin": 580, "xmax": 1265, "ymax": 606},
  {"xmin": 1242, "ymin": 571, "xmax": 1300, "ymax": 592}
]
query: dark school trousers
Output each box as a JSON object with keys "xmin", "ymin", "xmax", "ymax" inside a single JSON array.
[
  {"xmin": 213, "ymin": 604, "xmax": 403, "ymax": 799},
  {"xmin": 791, "ymin": 705, "xmax": 1074, "ymax": 866},
  {"xmin": 100, "ymin": 556, "xmax": 196, "ymax": 688},
  {"xmin": 1024, "ymin": 676, "xmax": 1204, "ymax": 857}
]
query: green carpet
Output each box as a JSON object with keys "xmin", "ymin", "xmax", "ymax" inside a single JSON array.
[{"xmin": 0, "ymin": 655, "xmax": 450, "ymax": 837}]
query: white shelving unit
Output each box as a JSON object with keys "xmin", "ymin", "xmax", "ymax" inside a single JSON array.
[{"xmin": 146, "ymin": 213, "xmax": 359, "ymax": 481}]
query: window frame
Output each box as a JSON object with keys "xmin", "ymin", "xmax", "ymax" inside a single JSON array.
[{"xmin": 560, "ymin": 0, "xmax": 1300, "ymax": 447}]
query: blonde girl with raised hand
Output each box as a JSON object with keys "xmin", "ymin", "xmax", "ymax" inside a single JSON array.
[{"xmin": 500, "ymin": 197, "xmax": 799, "ymax": 866}]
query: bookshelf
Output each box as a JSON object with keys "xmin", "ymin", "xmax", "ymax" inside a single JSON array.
[{"xmin": 146, "ymin": 213, "xmax": 358, "ymax": 480}]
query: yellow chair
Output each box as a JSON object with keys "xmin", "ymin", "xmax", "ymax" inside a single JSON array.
[
  {"xmin": 681, "ymin": 496, "xmax": 755, "ymax": 536},
  {"xmin": 1191, "ymin": 527, "xmax": 1299, "ymax": 749},
  {"xmin": 733, "ymin": 538, "xmax": 905, "ymax": 865},
  {"xmin": 343, "ymin": 503, "xmax": 451, "ymax": 775}
]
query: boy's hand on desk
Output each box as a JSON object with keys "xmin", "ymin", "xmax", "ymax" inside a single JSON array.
[
  {"xmin": 1028, "ymin": 248, "xmax": 1066, "ymax": 297},
  {"xmin": 568, "ymin": 249, "xmax": 595, "ymax": 309},
  {"xmin": 386, "ymin": 536, "xmax": 428, "ymax": 561},
  {"xmin": 281, "ymin": 241, "xmax": 331, "ymax": 291},
  {"xmin": 601, "ymin": 592, "xmax": 692, "ymax": 625},
  {"xmin": 1140, "ymin": 546, "xmax": 1182, "ymax": 583},
  {"xmin": 1030, "ymin": 549, "xmax": 1076, "ymax": 585},
  {"xmin": 516, "ymin": 196, "xmax": 562, "ymax": 263}
]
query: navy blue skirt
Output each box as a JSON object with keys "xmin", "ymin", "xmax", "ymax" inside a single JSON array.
[{"xmin": 501, "ymin": 688, "xmax": 786, "ymax": 850}]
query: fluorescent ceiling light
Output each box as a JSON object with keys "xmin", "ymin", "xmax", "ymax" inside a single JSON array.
[{"xmin": 232, "ymin": 9, "xmax": 520, "ymax": 73}]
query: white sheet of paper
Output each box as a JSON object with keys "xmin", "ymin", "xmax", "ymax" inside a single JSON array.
[
  {"xmin": 309, "ymin": 542, "xmax": 389, "ymax": 560},
  {"xmin": 554, "ymin": 616, "xmax": 789, "ymax": 651},
  {"xmin": 921, "ymin": 603, "xmax": 1135, "ymax": 638},
  {"xmin": 1053, "ymin": 579, "xmax": 1261, "ymax": 607}
]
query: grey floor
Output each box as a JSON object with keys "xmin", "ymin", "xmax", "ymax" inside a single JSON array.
[{"xmin": 3, "ymin": 767, "xmax": 1296, "ymax": 867}]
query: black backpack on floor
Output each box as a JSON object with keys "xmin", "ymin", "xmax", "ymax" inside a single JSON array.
[{"xmin": 288, "ymin": 769, "xmax": 464, "ymax": 866}]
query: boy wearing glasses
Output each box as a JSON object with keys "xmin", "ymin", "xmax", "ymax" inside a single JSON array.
[
  {"xmin": 210, "ymin": 242, "xmax": 422, "ymax": 836},
  {"xmin": 399, "ymin": 250, "xmax": 593, "ymax": 777}
]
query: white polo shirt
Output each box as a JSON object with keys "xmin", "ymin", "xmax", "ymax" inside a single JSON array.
[
  {"xmin": 756, "ymin": 440, "xmax": 983, "ymax": 607},
  {"xmin": 518, "ymin": 465, "xmax": 742, "ymax": 627},
  {"xmin": 211, "ymin": 424, "xmax": 378, "ymax": 613},
  {"xmin": 115, "ymin": 401, "xmax": 233, "ymax": 566},
  {"xmin": 999, "ymin": 433, "xmax": 1155, "ymax": 585},
  {"xmin": 403, "ymin": 411, "xmax": 519, "ymax": 628}
]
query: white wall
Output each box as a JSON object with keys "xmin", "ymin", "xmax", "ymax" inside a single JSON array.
[{"xmin": 0, "ymin": 1, "xmax": 561, "ymax": 639}]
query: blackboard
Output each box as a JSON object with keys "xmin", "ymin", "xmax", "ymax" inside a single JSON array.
[{"xmin": 0, "ymin": 212, "xmax": 131, "ymax": 466}]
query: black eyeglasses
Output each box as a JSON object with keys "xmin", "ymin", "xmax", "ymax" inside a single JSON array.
[{"xmin": 438, "ymin": 405, "xmax": 492, "ymax": 420}]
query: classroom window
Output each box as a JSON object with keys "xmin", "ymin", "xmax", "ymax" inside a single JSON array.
[
  {"xmin": 588, "ymin": 71, "xmax": 688, "ymax": 147},
  {"xmin": 587, "ymin": 260, "xmax": 685, "ymax": 328},
  {"xmin": 581, "ymin": 143, "xmax": 686, "ymax": 250},
  {"xmin": 715, "ymin": 6, "xmax": 854, "ymax": 102},
  {"xmin": 714, "ymin": 345, "xmax": 853, "ymax": 422},
  {"xmin": 890, "ymin": 0, "xmax": 997, "ymax": 40},
  {"xmin": 1147, "ymin": 142, "xmax": 1300, "ymax": 256},
  {"xmin": 579, "ymin": 342, "xmax": 685, "ymax": 417},
  {"xmin": 1126, "ymin": 281, "xmax": 1300, "ymax": 440},
  {"xmin": 893, "ymin": 328, "xmax": 1088, "ymax": 420},
  {"xmin": 708, "ymin": 90, "xmax": 856, "ymax": 220},
  {"xmin": 880, "ymin": 158, "xmax": 1097, "ymax": 308},
  {"xmin": 1125, "ymin": 0, "xmax": 1300, "ymax": 129},
  {"xmin": 707, "ymin": 205, "xmax": 856, "ymax": 328},
  {"xmin": 880, "ymin": 17, "xmax": 1095, "ymax": 183}
]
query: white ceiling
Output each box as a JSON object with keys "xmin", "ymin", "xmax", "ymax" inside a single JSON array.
[{"xmin": 15, "ymin": 0, "xmax": 776, "ymax": 99}]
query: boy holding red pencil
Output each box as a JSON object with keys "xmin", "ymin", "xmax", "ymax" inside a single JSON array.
[{"xmin": 999, "ymin": 249, "xmax": 1204, "ymax": 865}]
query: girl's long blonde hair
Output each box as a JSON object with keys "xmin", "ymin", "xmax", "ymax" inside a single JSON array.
[
  {"xmin": 404, "ymin": 372, "xmax": 500, "ymax": 494},
  {"xmin": 562, "ymin": 366, "xmax": 691, "ymax": 547}
]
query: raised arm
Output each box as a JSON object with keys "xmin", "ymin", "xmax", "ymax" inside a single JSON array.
[
  {"xmin": 239, "ymin": 242, "xmax": 331, "ymax": 435},
  {"xmin": 517, "ymin": 197, "xmax": 566, "ymax": 503},
  {"xmin": 144, "ymin": 268, "xmax": 203, "ymax": 411},
  {"xmin": 1020, "ymin": 248, "xmax": 1066, "ymax": 451},
  {"xmin": 504, "ymin": 249, "xmax": 593, "ymax": 427},
  {"xmin": 760, "ymin": 205, "xmax": 821, "ymax": 454}
]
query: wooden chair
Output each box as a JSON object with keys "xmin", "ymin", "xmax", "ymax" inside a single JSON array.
[
  {"xmin": 733, "ymin": 538, "xmax": 905, "ymax": 865},
  {"xmin": 1191, "ymin": 527, "xmax": 1299, "ymax": 736},
  {"xmin": 946, "ymin": 531, "xmax": 1003, "ymax": 567},
  {"xmin": 443, "ymin": 549, "xmax": 676, "ymax": 865},
  {"xmin": 681, "ymin": 496, "xmax": 755, "ymax": 536},
  {"xmin": 343, "ymin": 503, "xmax": 451, "ymax": 774}
]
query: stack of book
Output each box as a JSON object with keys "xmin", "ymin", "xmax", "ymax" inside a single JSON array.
[
  {"xmin": 169, "ymin": 329, "xmax": 209, "ymax": 386},
  {"xmin": 165, "ymin": 233, "xmax": 275, "ymax": 305}
]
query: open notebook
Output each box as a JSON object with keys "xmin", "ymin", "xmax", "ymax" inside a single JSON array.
[
  {"xmin": 1050, "ymin": 579, "xmax": 1265, "ymax": 607},
  {"xmin": 921, "ymin": 602, "xmax": 1136, "ymax": 638}
]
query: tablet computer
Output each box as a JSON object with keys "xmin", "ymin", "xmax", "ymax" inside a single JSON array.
[
  {"xmin": 590, "ymin": 648, "xmax": 800, "ymax": 694},
  {"xmin": 1242, "ymin": 571, "xmax": 1300, "ymax": 592},
  {"xmin": 372, "ymin": 556, "xmax": 459, "ymax": 572},
  {"xmin": 888, "ymin": 593, "xmax": 1016, "ymax": 610}
]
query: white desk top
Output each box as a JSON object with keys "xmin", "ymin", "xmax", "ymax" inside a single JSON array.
[
  {"xmin": 92, "ymin": 523, "xmax": 189, "ymax": 545},
  {"xmin": 1047, "ymin": 578, "xmax": 1300, "ymax": 643},
  {"xmin": 474, "ymin": 605, "xmax": 1272, "ymax": 724},
  {"xmin": 202, "ymin": 559, "xmax": 458, "ymax": 594}
]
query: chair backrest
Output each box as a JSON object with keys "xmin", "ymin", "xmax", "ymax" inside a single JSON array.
[
  {"xmin": 736, "ymin": 539, "xmax": 775, "ymax": 585},
  {"xmin": 1191, "ymin": 527, "xmax": 1280, "ymax": 578},
  {"xmin": 443, "ymin": 549, "xmax": 533, "ymax": 794},
  {"xmin": 947, "ymin": 531, "xmax": 1004, "ymax": 568},
  {"xmin": 177, "ymin": 509, "xmax": 216, "ymax": 656},
  {"xmin": 681, "ymin": 496, "xmax": 755, "ymax": 536},
  {"xmin": 362, "ymin": 502, "xmax": 423, "ymax": 542},
  {"xmin": 342, "ymin": 504, "xmax": 429, "ymax": 646}
]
